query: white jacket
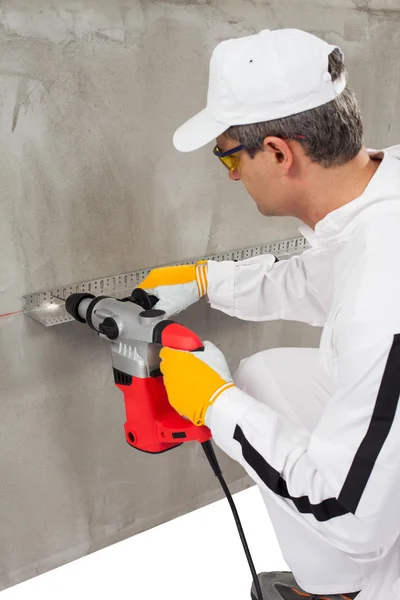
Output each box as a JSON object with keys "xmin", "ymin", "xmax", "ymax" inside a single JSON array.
[{"xmin": 205, "ymin": 145, "xmax": 400, "ymax": 594}]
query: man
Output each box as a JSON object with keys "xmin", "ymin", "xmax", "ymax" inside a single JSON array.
[{"xmin": 138, "ymin": 29, "xmax": 400, "ymax": 600}]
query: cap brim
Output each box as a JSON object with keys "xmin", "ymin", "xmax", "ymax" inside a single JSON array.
[{"xmin": 173, "ymin": 108, "xmax": 228, "ymax": 153}]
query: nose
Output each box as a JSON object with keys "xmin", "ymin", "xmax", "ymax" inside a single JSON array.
[{"xmin": 229, "ymin": 168, "xmax": 240, "ymax": 181}]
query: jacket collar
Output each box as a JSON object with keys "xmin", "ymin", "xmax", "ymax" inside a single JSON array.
[{"xmin": 298, "ymin": 145, "xmax": 400, "ymax": 247}]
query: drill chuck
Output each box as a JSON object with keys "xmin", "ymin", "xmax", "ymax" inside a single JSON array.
[
  {"xmin": 65, "ymin": 293, "xmax": 95, "ymax": 323},
  {"xmin": 66, "ymin": 293, "xmax": 120, "ymax": 339}
]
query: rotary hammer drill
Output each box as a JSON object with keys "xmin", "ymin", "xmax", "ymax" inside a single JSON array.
[{"xmin": 65, "ymin": 287, "xmax": 263, "ymax": 600}]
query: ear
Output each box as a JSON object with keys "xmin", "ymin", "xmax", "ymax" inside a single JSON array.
[{"xmin": 263, "ymin": 136, "xmax": 293, "ymax": 174}]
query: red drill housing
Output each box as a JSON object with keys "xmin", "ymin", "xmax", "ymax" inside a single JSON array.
[{"xmin": 115, "ymin": 320, "xmax": 212, "ymax": 453}]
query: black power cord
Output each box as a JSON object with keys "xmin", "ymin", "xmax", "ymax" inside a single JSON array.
[{"xmin": 202, "ymin": 440, "xmax": 263, "ymax": 600}]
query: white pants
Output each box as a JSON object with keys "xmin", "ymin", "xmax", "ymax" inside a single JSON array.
[{"xmin": 233, "ymin": 347, "xmax": 400, "ymax": 598}]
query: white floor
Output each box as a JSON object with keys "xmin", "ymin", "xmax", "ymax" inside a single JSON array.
[{"xmin": 1, "ymin": 486, "xmax": 288, "ymax": 600}]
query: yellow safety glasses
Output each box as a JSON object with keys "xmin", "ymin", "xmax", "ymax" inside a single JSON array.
[
  {"xmin": 213, "ymin": 144, "xmax": 244, "ymax": 172},
  {"xmin": 213, "ymin": 135, "xmax": 306, "ymax": 172}
]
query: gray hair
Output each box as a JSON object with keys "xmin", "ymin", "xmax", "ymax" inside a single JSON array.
[{"xmin": 226, "ymin": 49, "xmax": 364, "ymax": 168}]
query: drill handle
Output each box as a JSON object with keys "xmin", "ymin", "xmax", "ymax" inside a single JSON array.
[{"xmin": 152, "ymin": 321, "xmax": 204, "ymax": 352}]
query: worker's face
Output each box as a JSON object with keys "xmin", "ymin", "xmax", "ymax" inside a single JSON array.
[{"xmin": 215, "ymin": 133, "xmax": 298, "ymax": 217}]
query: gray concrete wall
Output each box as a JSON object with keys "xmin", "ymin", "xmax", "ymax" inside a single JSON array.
[{"xmin": 0, "ymin": 0, "xmax": 398, "ymax": 591}]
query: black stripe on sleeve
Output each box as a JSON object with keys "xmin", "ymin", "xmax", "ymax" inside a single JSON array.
[
  {"xmin": 233, "ymin": 334, "xmax": 400, "ymax": 522},
  {"xmin": 338, "ymin": 333, "xmax": 400, "ymax": 513},
  {"xmin": 233, "ymin": 425, "xmax": 348, "ymax": 522}
]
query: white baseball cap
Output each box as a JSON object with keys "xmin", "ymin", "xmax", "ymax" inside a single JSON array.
[{"xmin": 173, "ymin": 28, "xmax": 346, "ymax": 153}]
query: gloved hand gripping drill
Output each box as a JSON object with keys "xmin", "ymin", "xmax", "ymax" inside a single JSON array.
[{"xmin": 65, "ymin": 260, "xmax": 264, "ymax": 600}]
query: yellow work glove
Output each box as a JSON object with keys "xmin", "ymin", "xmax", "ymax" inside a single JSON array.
[
  {"xmin": 160, "ymin": 341, "xmax": 235, "ymax": 426},
  {"xmin": 137, "ymin": 262, "xmax": 208, "ymax": 318}
]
